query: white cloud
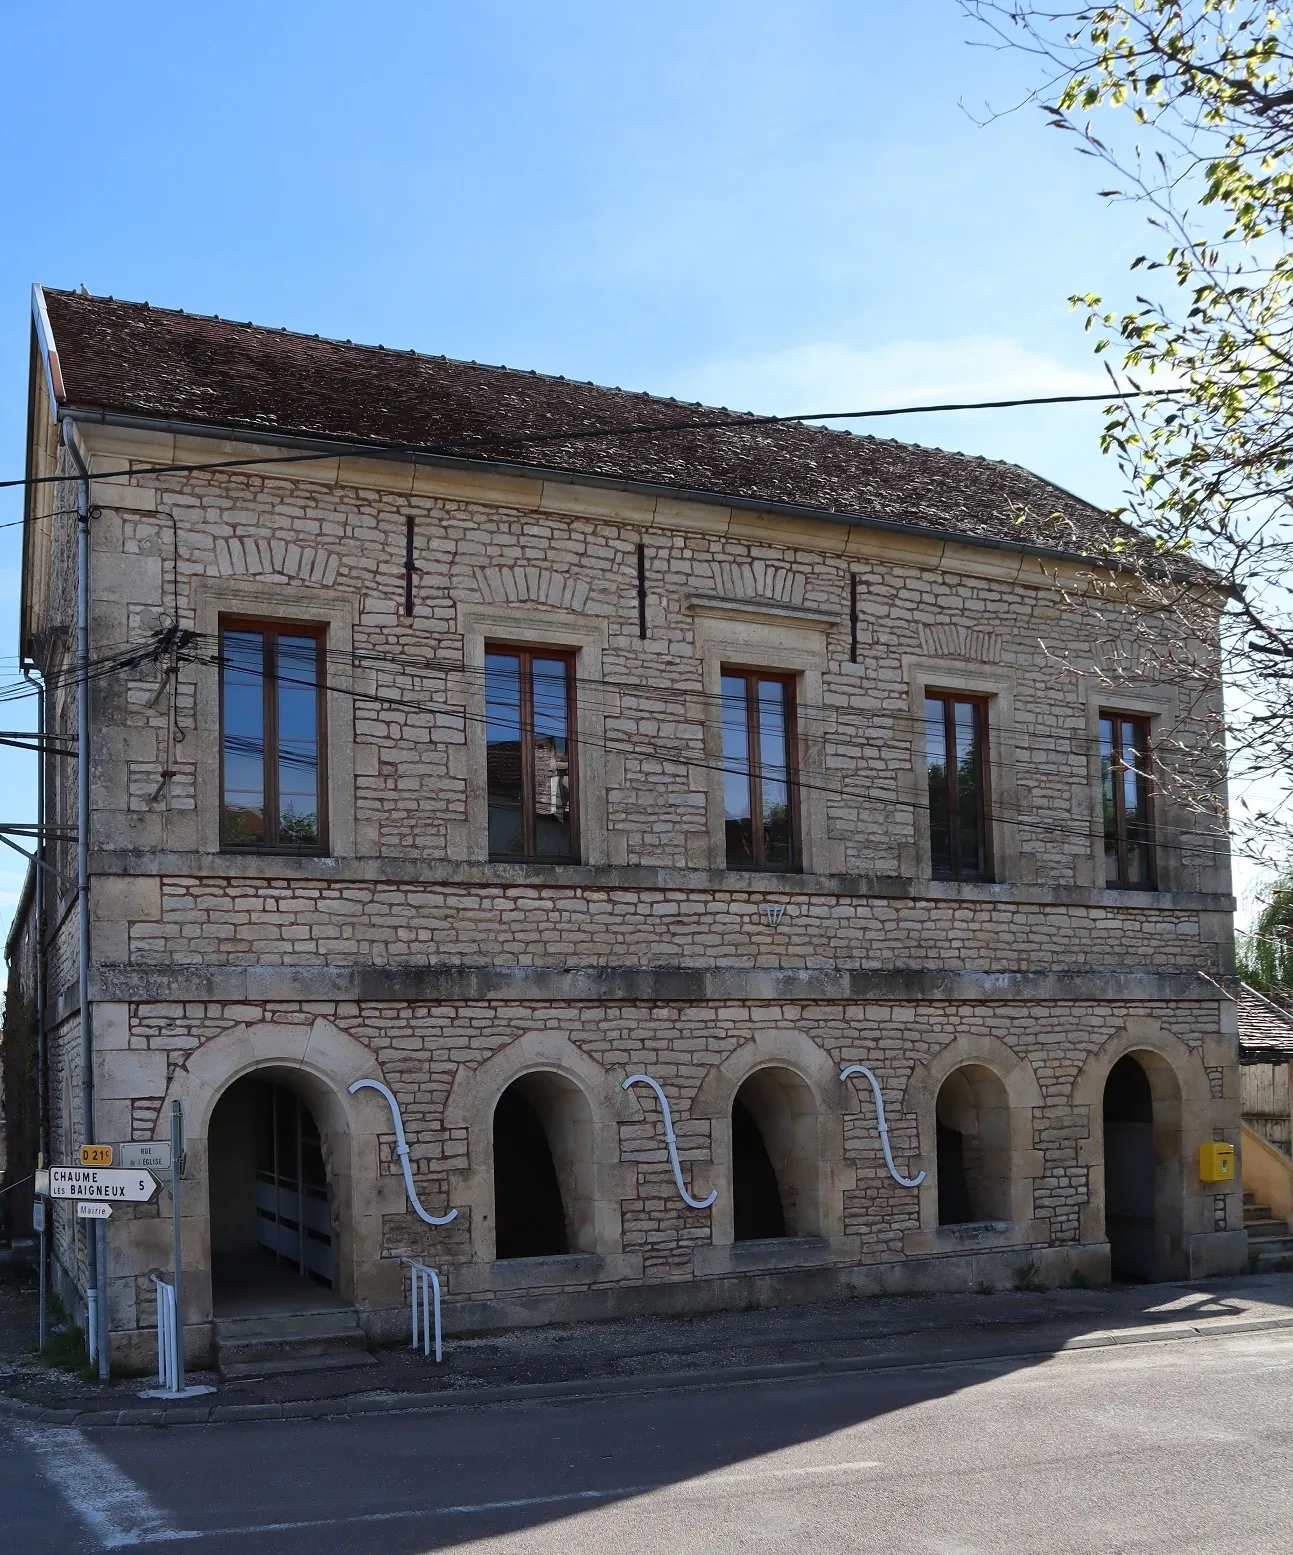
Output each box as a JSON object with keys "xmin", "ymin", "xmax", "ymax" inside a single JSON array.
[{"xmin": 659, "ymin": 336, "xmax": 1108, "ymax": 419}]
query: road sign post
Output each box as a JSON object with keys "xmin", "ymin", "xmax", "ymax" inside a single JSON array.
[
  {"xmin": 33, "ymin": 1185, "xmax": 46, "ymax": 1354},
  {"xmin": 171, "ymin": 1101, "xmax": 185, "ymax": 1393}
]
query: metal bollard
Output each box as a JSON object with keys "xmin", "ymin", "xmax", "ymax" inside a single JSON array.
[
  {"xmin": 404, "ymin": 1259, "xmax": 443, "ymax": 1363},
  {"xmin": 150, "ymin": 1274, "xmax": 178, "ymax": 1391}
]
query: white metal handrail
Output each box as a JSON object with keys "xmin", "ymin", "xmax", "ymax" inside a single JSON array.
[
  {"xmin": 840, "ymin": 1064, "xmax": 926, "ymax": 1187},
  {"xmin": 622, "ymin": 1073, "xmax": 718, "ymax": 1210},
  {"xmin": 404, "ymin": 1259, "xmax": 443, "ymax": 1362},
  {"xmin": 349, "ymin": 1079, "xmax": 458, "ymax": 1226},
  {"xmin": 150, "ymin": 1273, "xmax": 179, "ymax": 1392}
]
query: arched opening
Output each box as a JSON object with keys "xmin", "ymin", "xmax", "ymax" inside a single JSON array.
[
  {"xmin": 936, "ymin": 1065, "xmax": 1012, "ymax": 1226},
  {"xmin": 1104, "ymin": 1055, "xmax": 1156, "ymax": 1281},
  {"xmin": 731, "ymin": 1067, "xmax": 819, "ymax": 1241},
  {"xmin": 493, "ymin": 1072, "xmax": 594, "ymax": 1260},
  {"xmin": 208, "ymin": 1075, "xmax": 338, "ymax": 1313}
]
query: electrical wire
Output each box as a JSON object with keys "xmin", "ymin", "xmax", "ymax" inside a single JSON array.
[
  {"xmin": 169, "ymin": 631, "xmax": 1233, "ymax": 863},
  {"xmin": 0, "ymin": 387, "xmax": 1171, "ymax": 501}
]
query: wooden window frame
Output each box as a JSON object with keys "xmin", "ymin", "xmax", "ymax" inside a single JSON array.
[
  {"xmin": 1099, "ymin": 709, "xmax": 1156, "ymax": 890},
  {"xmin": 219, "ymin": 617, "xmax": 329, "ymax": 855},
  {"xmin": 925, "ymin": 689, "xmax": 993, "ymax": 882},
  {"xmin": 721, "ymin": 665, "xmax": 802, "ymax": 873},
  {"xmin": 485, "ymin": 643, "xmax": 580, "ymax": 864}
]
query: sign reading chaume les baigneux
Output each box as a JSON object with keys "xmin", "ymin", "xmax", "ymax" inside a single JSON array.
[{"xmin": 47, "ymin": 1167, "xmax": 160, "ymax": 1203}]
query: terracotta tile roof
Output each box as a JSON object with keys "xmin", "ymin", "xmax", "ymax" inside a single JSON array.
[
  {"xmin": 1237, "ymin": 983, "xmax": 1293, "ymax": 1061},
  {"xmin": 40, "ymin": 288, "xmax": 1145, "ymax": 558}
]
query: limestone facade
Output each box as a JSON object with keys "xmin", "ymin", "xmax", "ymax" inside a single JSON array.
[{"xmin": 18, "ymin": 389, "xmax": 1243, "ymax": 1368}]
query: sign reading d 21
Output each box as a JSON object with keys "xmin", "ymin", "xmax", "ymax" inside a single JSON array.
[
  {"xmin": 80, "ymin": 1144, "xmax": 113, "ymax": 1167},
  {"xmin": 48, "ymin": 1166, "xmax": 159, "ymax": 1204}
]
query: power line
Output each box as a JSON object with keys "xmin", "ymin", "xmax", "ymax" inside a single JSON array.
[
  {"xmin": 0, "ymin": 387, "xmax": 1169, "ymax": 501},
  {"xmin": 167, "ymin": 633, "xmax": 1233, "ymax": 861}
]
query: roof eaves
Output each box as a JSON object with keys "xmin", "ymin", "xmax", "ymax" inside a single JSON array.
[{"xmin": 60, "ymin": 402, "xmax": 1191, "ymax": 581}]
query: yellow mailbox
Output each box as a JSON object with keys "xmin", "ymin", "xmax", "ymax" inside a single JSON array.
[{"xmin": 1198, "ymin": 1141, "xmax": 1235, "ymax": 1183}]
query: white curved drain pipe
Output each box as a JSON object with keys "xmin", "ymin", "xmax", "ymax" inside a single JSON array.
[
  {"xmin": 349, "ymin": 1078, "xmax": 459, "ymax": 1225},
  {"xmin": 839, "ymin": 1064, "xmax": 926, "ymax": 1187},
  {"xmin": 622, "ymin": 1073, "xmax": 718, "ymax": 1210}
]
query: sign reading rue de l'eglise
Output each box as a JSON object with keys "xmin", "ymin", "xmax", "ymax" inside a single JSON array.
[{"xmin": 47, "ymin": 1166, "xmax": 160, "ymax": 1203}]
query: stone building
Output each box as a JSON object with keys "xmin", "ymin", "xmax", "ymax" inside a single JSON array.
[{"xmin": 13, "ymin": 285, "xmax": 1244, "ymax": 1371}]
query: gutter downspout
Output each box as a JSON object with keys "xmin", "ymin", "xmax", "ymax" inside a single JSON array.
[
  {"xmin": 63, "ymin": 424, "xmax": 108, "ymax": 1381},
  {"xmin": 21, "ymin": 663, "xmax": 48, "ymax": 1351}
]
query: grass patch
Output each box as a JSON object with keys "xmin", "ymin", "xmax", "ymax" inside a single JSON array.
[
  {"xmin": 1013, "ymin": 1259, "xmax": 1042, "ymax": 1293},
  {"xmin": 42, "ymin": 1320, "xmax": 92, "ymax": 1377}
]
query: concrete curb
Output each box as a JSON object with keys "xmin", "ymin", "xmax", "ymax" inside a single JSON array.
[{"xmin": 4, "ymin": 1312, "xmax": 1293, "ymax": 1430}]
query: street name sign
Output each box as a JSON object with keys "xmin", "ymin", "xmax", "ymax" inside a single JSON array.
[
  {"xmin": 117, "ymin": 1142, "xmax": 171, "ymax": 1173},
  {"xmin": 48, "ymin": 1167, "xmax": 159, "ymax": 1203},
  {"xmin": 80, "ymin": 1144, "xmax": 113, "ymax": 1166},
  {"xmin": 76, "ymin": 1202, "xmax": 112, "ymax": 1220}
]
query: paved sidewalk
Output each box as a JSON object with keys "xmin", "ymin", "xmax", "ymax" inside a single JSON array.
[{"xmin": 4, "ymin": 1261, "xmax": 1292, "ymax": 1427}]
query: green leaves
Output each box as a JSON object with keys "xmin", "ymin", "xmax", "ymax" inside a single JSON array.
[{"xmin": 963, "ymin": 0, "xmax": 1293, "ymax": 853}]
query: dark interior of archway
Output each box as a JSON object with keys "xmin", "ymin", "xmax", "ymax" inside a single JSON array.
[
  {"xmin": 209, "ymin": 1076, "xmax": 335, "ymax": 1310},
  {"xmin": 1104, "ymin": 1055, "xmax": 1156, "ymax": 1282},
  {"xmin": 936, "ymin": 1120, "xmax": 975, "ymax": 1225},
  {"xmin": 493, "ymin": 1085, "xmax": 569, "ymax": 1259},
  {"xmin": 732, "ymin": 1096, "xmax": 787, "ymax": 1240}
]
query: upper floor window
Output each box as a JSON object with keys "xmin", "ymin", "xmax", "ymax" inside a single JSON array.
[
  {"xmin": 485, "ymin": 646, "xmax": 578, "ymax": 861},
  {"xmin": 925, "ymin": 692, "xmax": 990, "ymax": 880},
  {"xmin": 721, "ymin": 669, "xmax": 799, "ymax": 870},
  {"xmin": 1100, "ymin": 712, "xmax": 1155, "ymax": 889},
  {"xmin": 220, "ymin": 620, "xmax": 327, "ymax": 853}
]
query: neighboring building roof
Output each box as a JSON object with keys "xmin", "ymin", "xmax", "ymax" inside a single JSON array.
[
  {"xmin": 37, "ymin": 287, "xmax": 1150, "ymax": 561},
  {"xmin": 1237, "ymin": 983, "xmax": 1293, "ymax": 1062}
]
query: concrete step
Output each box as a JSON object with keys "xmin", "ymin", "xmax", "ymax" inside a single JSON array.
[
  {"xmin": 1244, "ymin": 1202, "xmax": 1275, "ymax": 1222},
  {"xmin": 1245, "ymin": 1216, "xmax": 1291, "ymax": 1240},
  {"xmin": 1252, "ymin": 1240, "xmax": 1293, "ymax": 1273},
  {"xmin": 214, "ymin": 1306, "xmax": 375, "ymax": 1380}
]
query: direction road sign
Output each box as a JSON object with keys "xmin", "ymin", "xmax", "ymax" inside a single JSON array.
[
  {"xmin": 117, "ymin": 1142, "xmax": 171, "ymax": 1174},
  {"xmin": 48, "ymin": 1166, "xmax": 159, "ymax": 1203},
  {"xmin": 76, "ymin": 1202, "xmax": 112, "ymax": 1220}
]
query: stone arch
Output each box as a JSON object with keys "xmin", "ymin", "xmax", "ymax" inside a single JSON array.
[
  {"xmin": 157, "ymin": 1017, "xmax": 399, "ymax": 1325},
  {"xmin": 934, "ymin": 1065, "xmax": 1013, "ymax": 1225},
  {"xmin": 904, "ymin": 1031, "xmax": 1044, "ymax": 1238},
  {"xmin": 444, "ymin": 1030, "xmax": 634, "ymax": 1264},
  {"xmin": 474, "ymin": 564, "xmax": 591, "ymax": 613},
  {"xmin": 214, "ymin": 535, "xmax": 340, "ymax": 586},
  {"xmin": 1071, "ymin": 1022, "xmax": 1208, "ymax": 1280},
  {"xmin": 693, "ymin": 1028, "xmax": 844, "ymax": 1246}
]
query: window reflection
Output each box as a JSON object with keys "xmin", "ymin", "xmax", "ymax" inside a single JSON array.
[
  {"xmin": 220, "ymin": 623, "xmax": 324, "ymax": 852},
  {"xmin": 1100, "ymin": 713, "xmax": 1155, "ymax": 888},
  {"xmin": 486, "ymin": 647, "xmax": 576, "ymax": 862},
  {"xmin": 722, "ymin": 670, "xmax": 799, "ymax": 871},
  {"xmin": 925, "ymin": 694, "xmax": 989, "ymax": 880}
]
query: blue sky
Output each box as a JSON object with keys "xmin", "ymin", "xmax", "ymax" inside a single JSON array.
[{"xmin": 0, "ymin": 1, "xmax": 1263, "ymax": 923}]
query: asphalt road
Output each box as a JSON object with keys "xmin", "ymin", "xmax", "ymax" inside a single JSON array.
[{"xmin": 6, "ymin": 1326, "xmax": 1292, "ymax": 1554}]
